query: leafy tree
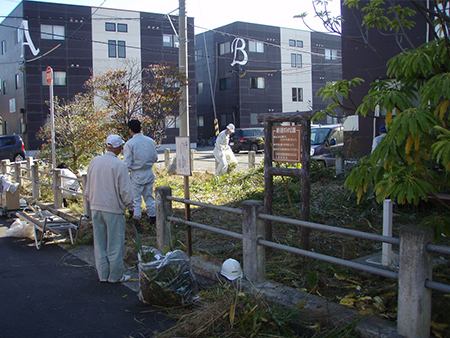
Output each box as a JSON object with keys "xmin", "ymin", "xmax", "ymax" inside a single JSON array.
[
  {"xmin": 37, "ymin": 92, "xmax": 112, "ymax": 171},
  {"xmin": 307, "ymin": 0, "xmax": 450, "ymax": 235},
  {"xmin": 85, "ymin": 60, "xmax": 187, "ymax": 146}
]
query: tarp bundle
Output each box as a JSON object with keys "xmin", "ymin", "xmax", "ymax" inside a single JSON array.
[
  {"xmin": 0, "ymin": 175, "xmax": 19, "ymax": 194},
  {"xmin": 138, "ymin": 249, "xmax": 199, "ymax": 307}
]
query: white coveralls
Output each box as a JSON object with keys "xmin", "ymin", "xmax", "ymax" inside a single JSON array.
[
  {"xmin": 85, "ymin": 151, "xmax": 135, "ymax": 282},
  {"xmin": 123, "ymin": 133, "xmax": 158, "ymax": 218},
  {"xmin": 213, "ymin": 129, "xmax": 232, "ymax": 176},
  {"xmin": 60, "ymin": 168, "xmax": 81, "ymax": 200}
]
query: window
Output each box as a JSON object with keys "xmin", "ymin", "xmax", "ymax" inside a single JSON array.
[
  {"xmin": 196, "ymin": 82, "xmax": 203, "ymax": 94},
  {"xmin": 41, "ymin": 24, "xmax": 65, "ymax": 40},
  {"xmin": 250, "ymin": 113, "xmax": 259, "ymax": 125},
  {"xmin": 250, "ymin": 77, "xmax": 265, "ymax": 89},
  {"xmin": 219, "ymin": 41, "xmax": 231, "ymax": 55},
  {"xmin": 249, "ymin": 41, "xmax": 264, "ymax": 53},
  {"xmin": 197, "ymin": 115, "xmax": 204, "ymax": 127},
  {"xmin": 0, "ymin": 79, "xmax": 2, "ymax": 94},
  {"xmin": 118, "ymin": 41, "xmax": 126, "ymax": 58},
  {"xmin": 167, "ymin": 116, "xmax": 180, "ymax": 129},
  {"xmin": 291, "ymin": 53, "xmax": 302, "ymax": 67},
  {"xmin": 117, "ymin": 23, "xmax": 128, "ymax": 32},
  {"xmin": 15, "ymin": 74, "xmax": 21, "ymax": 90},
  {"xmin": 195, "ymin": 49, "xmax": 202, "ymax": 61},
  {"xmin": 105, "ymin": 22, "xmax": 116, "ymax": 31},
  {"xmin": 220, "ymin": 114, "xmax": 232, "ymax": 126},
  {"xmin": 292, "ymin": 88, "xmax": 303, "ymax": 102},
  {"xmin": 108, "ymin": 40, "xmax": 126, "ymax": 58},
  {"xmin": 289, "ymin": 39, "xmax": 303, "ymax": 48},
  {"xmin": 3, "ymin": 81, "xmax": 7, "ymax": 94},
  {"xmin": 163, "ymin": 34, "xmax": 179, "ymax": 48},
  {"xmin": 108, "ymin": 40, "xmax": 116, "ymax": 57},
  {"xmin": 219, "ymin": 78, "xmax": 231, "ymax": 90},
  {"xmin": 42, "ymin": 71, "xmax": 66, "ymax": 86},
  {"xmin": 1, "ymin": 40, "xmax": 6, "ymax": 55},
  {"xmin": 325, "ymin": 49, "xmax": 338, "ymax": 60}
]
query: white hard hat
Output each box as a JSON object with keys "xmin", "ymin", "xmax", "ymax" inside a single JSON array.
[
  {"xmin": 226, "ymin": 123, "xmax": 235, "ymax": 133},
  {"xmin": 220, "ymin": 258, "xmax": 243, "ymax": 280}
]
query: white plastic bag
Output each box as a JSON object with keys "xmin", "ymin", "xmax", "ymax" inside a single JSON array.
[{"xmin": 5, "ymin": 219, "xmax": 34, "ymax": 238}]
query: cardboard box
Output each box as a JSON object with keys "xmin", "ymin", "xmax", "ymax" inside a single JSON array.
[{"xmin": 1, "ymin": 187, "xmax": 20, "ymax": 210}]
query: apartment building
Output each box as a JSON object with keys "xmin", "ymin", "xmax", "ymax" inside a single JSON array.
[
  {"xmin": 0, "ymin": 0, "xmax": 196, "ymax": 151},
  {"xmin": 195, "ymin": 21, "xmax": 342, "ymax": 139}
]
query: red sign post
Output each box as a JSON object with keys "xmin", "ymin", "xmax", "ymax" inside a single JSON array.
[{"xmin": 46, "ymin": 66, "xmax": 55, "ymax": 169}]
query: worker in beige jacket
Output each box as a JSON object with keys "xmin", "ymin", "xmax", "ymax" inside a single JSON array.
[{"xmin": 85, "ymin": 134, "xmax": 135, "ymax": 283}]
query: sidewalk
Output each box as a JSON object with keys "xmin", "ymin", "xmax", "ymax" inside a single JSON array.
[{"xmin": 0, "ymin": 217, "xmax": 173, "ymax": 338}]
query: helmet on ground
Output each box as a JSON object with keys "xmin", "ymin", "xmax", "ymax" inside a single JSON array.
[
  {"xmin": 221, "ymin": 258, "xmax": 243, "ymax": 280},
  {"xmin": 226, "ymin": 123, "xmax": 236, "ymax": 133}
]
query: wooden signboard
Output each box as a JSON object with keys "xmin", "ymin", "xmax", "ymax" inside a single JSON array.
[{"xmin": 272, "ymin": 125, "xmax": 301, "ymax": 163}]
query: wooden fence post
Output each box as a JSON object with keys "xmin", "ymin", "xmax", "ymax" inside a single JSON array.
[
  {"xmin": 397, "ymin": 225, "xmax": 433, "ymax": 338},
  {"xmin": 156, "ymin": 186, "xmax": 172, "ymax": 253},
  {"xmin": 31, "ymin": 163, "xmax": 40, "ymax": 200},
  {"xmin": 242, "ymin": 200, "xmax": 265, "ymax": 283},
  {"xmin": 53, "ymin": 168, "xmax": 63, "ymax": 209}
]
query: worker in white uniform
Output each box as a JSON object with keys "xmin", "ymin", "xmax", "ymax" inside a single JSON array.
[
  {"xmin": 85, "ymin": 134, "xmax": 135, "ymax": 283},
  {"xmin": 123, "ymin": 119, "xmax": 158, "ymax": 226},
  {"xmin": 213, "ymin": 123, "xmax": 235, "ymax": 176},
  {"xmin": 371, "ymin": 125, "xmax": 387, "ymax": 153}
]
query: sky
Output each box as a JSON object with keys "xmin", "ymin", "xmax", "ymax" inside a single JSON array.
[{"xmin": 0, "ymin": 0, "xmax": 341, "ymax": 34}]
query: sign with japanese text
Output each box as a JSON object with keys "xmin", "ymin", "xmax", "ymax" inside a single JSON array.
[
  {"xmin": 272, "ymin": 125, "xmax": 301, "ymax": 163},
  {"xmin": 176, "ymin": 136, "xmax": 191, "ymax": 176}
]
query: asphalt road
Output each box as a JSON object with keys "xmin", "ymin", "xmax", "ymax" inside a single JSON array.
[
  {"xmin": 155, "ymin": 146, "xmax": 264, "ymax": 173},
  {"xmin": 0, "ymin": 216, "xmax": 173, "ymax": 338}
]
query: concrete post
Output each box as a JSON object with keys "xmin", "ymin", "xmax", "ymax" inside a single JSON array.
[
  {"xmin": 81, "ymin": 174, "xmax": 90, "ymax": 218},
  {"xmin": 242, "ymin": 200, "xmax": 265, "ymax": 283},
  {"xmin": 397, "ymin": 225, "xmax": 433, "ymax": 338},
  {"xmin": 248, "ymin": 151, "xmax": 256, "ymax": 169},
  {"xmin": 14, "ymin": 162, "xmax": 21, "ymax": 185},
  {"xmin": 31, "ymin": 164, "xmax": 40, "ymax": 200},
  {"xmin": 1, "ymin": 159, "xmax": 10, "ymax": 175},
  {"xmin": 335, "ymin": 156, "xmax": 343, "ymax": 174},
  {"xmin": 156, "ymin": 186, "xmax": 172, "ymax": 253},
  {"xmin": 27, "ymin": 157, "xmax": 33, "ymax": 178},
  {"xmin": 164, "ymin": 148, "xmax": 170, "ymax": 169},
  {"xmin": 53, "ymin": 168, "xmax": 63, "ymax": 209}
]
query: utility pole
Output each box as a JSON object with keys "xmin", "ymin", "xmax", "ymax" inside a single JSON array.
[{"xmin": 178, "ymin": 0, "xmax": 192, "ymax": 255}]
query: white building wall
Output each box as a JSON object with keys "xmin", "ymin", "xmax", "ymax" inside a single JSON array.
[
  {"xmin": 91, "ymin": 8, "xmax": 142, "ymax": 75},
  {"xmin": 280, "ymin": 28, "xmax": 312, "ymax": 113}
]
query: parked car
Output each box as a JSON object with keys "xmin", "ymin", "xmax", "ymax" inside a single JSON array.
[
  {"xmin": 230, "ymin": 128, "xmax": 265, "ymax": 153},
  {"xmin": 0, "ymin": 135, "xmax": 26, "ymax": 162},
  {"xmin": 310, "ymin": 124, "xmax": 343, "ymax": 167}
]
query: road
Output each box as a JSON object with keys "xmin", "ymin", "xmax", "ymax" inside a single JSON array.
[
  {"xmin": 155, "ymin": 146, "xmax": 265, "ymax": 174},
  {"xmin": 0, "ymin": 217, "xmax": 173, "ymax": 338}
]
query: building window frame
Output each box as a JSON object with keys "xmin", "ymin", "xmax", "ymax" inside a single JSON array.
[
  {"xmin": 219, "ymin": 41, "xmax": 231, "ymax": 55},
  {"xmin": 219, "ymin": 77, "xmax": 231, "ymax": 90},
  {"xmin": 249, "ymin": 40, "xmax": 264, "ymax": 53},
  {"xmin": 105, "ymin": 22, "xmax": 116, "ymax": 31},
  {"xmin": 108, "ymin": 40, "xmax": 117, "ymax": 58},
  {"xmin": 117, "ymin": 40, "xmax": 126, "ymax": 58},
  {"xmin": 196, "ymin": 82, "xmax": 203, "ymax": 94},
  {"xmin": 325, "ymin": 49, "xmax": 338, "ymax": 60},
  {"xmin": 15, "ymin": 74, "xmax": 21, "ymax": 90},
  {"xmin": 117, "ymin": 23, "xmax": 128, "ymax": 32},
  {"xmin": 41, "ymin": 24, "xmax": 65, "ymax": 40},
  {"xmin": 291, "ymin": 53, "xmax": 302, "ymax": 68},
  {"xmin": 42, "ymin": 71, "xmax": 67, "ymax": 86},
  {"xmin": 250, "ymin": 76, "xmax": 265, "ymax": 89},
  {"xmin": 292, "ymin": 87, "xmax": 303, "ymax": 102},
  {"xmin": 1, "ymin": 40, "xmax": 6, "ymax": 55},
  {"xmin": 163, "ymin": 34, "xmax": 179, "ymax": 48}
]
